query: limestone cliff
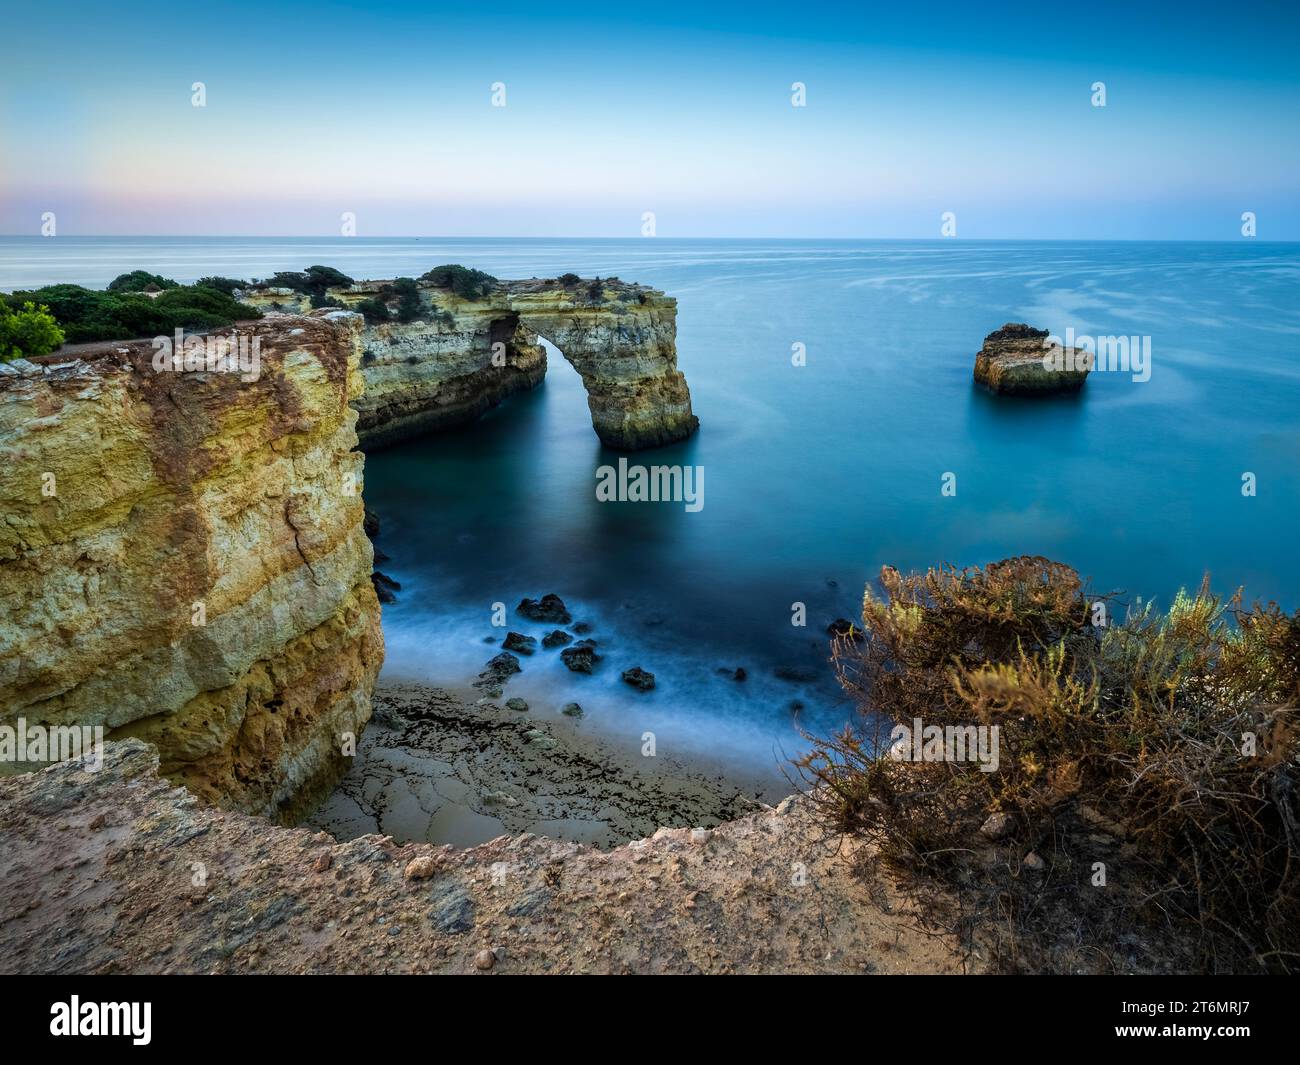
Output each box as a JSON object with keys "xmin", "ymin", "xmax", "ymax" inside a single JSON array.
[
  {"xmin": 0, "ymin": 311, "xmax": 383, "ymax": 820},
  {"xmin": 243, "ymin": 276, "xmax": 698, "ymax": 451}
]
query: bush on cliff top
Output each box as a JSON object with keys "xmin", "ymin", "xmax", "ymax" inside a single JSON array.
[
  {"xmin": 106, "ymin": 270, "xmax": 180, "ymax": 293},
  {"xmin": 379, "ymin": 277, "xmax": 423, "ymax": 323},
  {"xmin": 5, "ymin": 280, "xmax": 261, "ymax": 344},
  {"xmin": 798, "ymin": 556, "xmax": 1300, "ymax": 974},
  {"xmin": 419, "ymin": 264, "xmax": 497, "ymax": 301},
  {"xmin": 256, "ymin": 265, "xmax": 355, "ymax": 302},
  {"xmin": 1, "ymin": 301, "xmax": 65, "ymax": 361}
]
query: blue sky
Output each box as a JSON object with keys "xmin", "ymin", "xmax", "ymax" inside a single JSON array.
[{"xmin": 2, "ymin": 1, "xmax": 1298, "ymax": 237}]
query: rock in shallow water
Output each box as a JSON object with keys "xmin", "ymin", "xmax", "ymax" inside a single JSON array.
[
  {"xmin": 542, "ymin": 629, "xmax": 573, "ymax": 648},
  {"xmin": 518, "ymin": 593, "xmax": 571, "ymax": 624},
  {"xmin": 503, "ymin": 631, "xmax": 536, "ymax": 655},
  {"xmin": 473, "ymin": 652, "xmax": 521, "ymax": 695},
  {"xmin": 622, "ymin": 667, "xmax": 656, "ymax": 691},
  {"xmin": 560, "ymin": 639, "xmax": 600, "ymax": 673}
]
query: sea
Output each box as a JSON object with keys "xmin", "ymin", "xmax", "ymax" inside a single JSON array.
[{"xmin": 4, "ymin": 236, "xmax": 1297, "ymax": 784}]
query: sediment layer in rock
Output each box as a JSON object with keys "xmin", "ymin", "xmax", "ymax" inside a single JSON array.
[{"xmin": 0, "ymin": 311, "xmax": 384, "ymax": 820}]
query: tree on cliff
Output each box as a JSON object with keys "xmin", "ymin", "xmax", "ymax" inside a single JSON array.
[
  {"xmin": 0, "ymin": 301, "xmax": 64, "ymax": 361},
  {"xmin": 107, "ymin": 270, "xmax": 179, "ymax": 293},
  {"xmin": 419, "ymin": 264, "xmax": 497, "ymax": 301}
]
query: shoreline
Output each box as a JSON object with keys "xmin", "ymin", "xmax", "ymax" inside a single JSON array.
[{"xmin": 308, "ymin": 683, "xmax": 789, "ymax": 850}]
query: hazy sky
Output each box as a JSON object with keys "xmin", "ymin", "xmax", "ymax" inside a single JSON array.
[{"xmin": 2, "ymin": 1, "xmax": 1298, "ymax": 238}]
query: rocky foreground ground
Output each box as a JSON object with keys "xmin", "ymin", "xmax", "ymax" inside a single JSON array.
[
  {"xmin": 0, "ymin": 739, "xmax": 969, "ymax": 975},
  {"xmin": 310, "ymin": 685, "xmax": 768, "ymax": 849}
]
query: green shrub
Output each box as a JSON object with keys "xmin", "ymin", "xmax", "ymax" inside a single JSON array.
[
  {"xmin": 379, "ymin": 277, "xmax": 422, "ymax": 323},
  {"xmin": 355, "ymin": 297, "xmax": 391, "ymax": 324},
  {"xmin": 799, "ymin": 557, "xmax": 1300, "ymax": 973},
  {"xmin": 418, "ymin": 264, "xmax": 497, "ymax": 301},
  {"xmin": 6, "ymin": 282, "xmax": 260, "ymax": 343},
  {"xmin": 106, "ymin": 270, "xmax": 179, "ymax": 293},
  {"xmin": 194, "ymin": 276, "xmax": 248, "ymax": 297},
  {"xmin": 0, "ymin": 301, "xmax": 65, "ymax": 361}
]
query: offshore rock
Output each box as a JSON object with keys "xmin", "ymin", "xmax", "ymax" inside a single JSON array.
[{"xmin": 973, "ymin": 322, "xmax": 1090, "ymax": 395}]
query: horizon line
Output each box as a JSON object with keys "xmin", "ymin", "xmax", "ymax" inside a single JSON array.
[{"xmin": 1, "ymin": 235, "xmax": 1293, "ymax": 244}]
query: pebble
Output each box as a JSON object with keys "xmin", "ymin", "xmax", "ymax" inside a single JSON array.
[
  {"xmin": 980, "ymin": 812, "xmax": 1013, "ymax": 840},
  {"xmin": 474, "ymin": 949, "xmax": 495, "ymax": 970},
  {"xmin": 404, "ymin": 855, "xmax": 438, "ymax": 880}
]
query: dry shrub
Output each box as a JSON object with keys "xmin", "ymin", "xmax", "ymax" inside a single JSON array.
[{"xmin": 796, "ymin": 556, "xmax": 1300, "ymax": 973}]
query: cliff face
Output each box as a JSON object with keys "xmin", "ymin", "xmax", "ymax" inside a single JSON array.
[
  {"xmin": 243, "ymin": 277, "xmax": 698, "ymax": 451},
  {"xmin": 0, "ymin": 311, "xmax": 383, "ymax": 820}
]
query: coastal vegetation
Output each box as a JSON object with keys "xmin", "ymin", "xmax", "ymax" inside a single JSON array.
[
  {"xmin": 418, "ymin": 263, "xmax": 497, "ymax": 300},
  {"xmin": 3, "ymin": 277, "xmax": 261, "ymax": 344},
  {"xmin": 0, "ymin": 300, "xmax": 64, "ymax": 361},
  {"xmin": 800, "ymin": 556, "xmax": 1299, "ymax": 974}
]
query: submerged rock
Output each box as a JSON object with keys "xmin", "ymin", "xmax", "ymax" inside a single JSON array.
[
  {"xmin": 622, "ymin": 667, "xmax": 656, "ymax": 692},
  {"xmin": 505, "ymin": 697, "xmax": 529, "ymax": 712},
  {"xmin": 518, "ymin": 594, "xmax": 571, "ymax": 624},
  {"xmin": 973, "ymin": 322, "xmax": 1089, "ymax": 395},
  {"xmin": 560, "ymin": 639, "xmax": 600, "ymax": 673},
  {"xmin": 560, "ymin": 702, "xmax": 584, "ymax": 717}
]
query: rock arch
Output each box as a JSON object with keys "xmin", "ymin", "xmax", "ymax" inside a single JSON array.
[{"xmin": 504, "ymin": 280, "xmax": 698, "ymax": 450}]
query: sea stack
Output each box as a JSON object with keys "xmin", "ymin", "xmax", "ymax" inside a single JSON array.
[{"xmin": 973, "ymin": 323, "xmax": 1090, "ymax": 395}]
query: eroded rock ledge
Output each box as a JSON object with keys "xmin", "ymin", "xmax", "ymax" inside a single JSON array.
[
  {"xmin": 243, "ymin": 277, "xmax": 699, "ymax": 451},
  {"xmin": 0, "ymin": 311, "xmax": 383, "ymax": 820},
  {"xmin": 0, "ymin": 741, "xmax": 965, "ymax": 975}
]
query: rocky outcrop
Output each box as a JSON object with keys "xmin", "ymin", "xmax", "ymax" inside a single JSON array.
[
  {"xmin": 242, "ymin": 276, "xmax": 698, "ymax": 451},
  {"xmin": 505, "ymin": 279, "xmax": 698, "ymax": 450},
  {"xmin": 973, "ymin": 322, "xmax": 1090, "ymax": 395},
  {"xmin": 0, "ymin": 739, "xmax": 968, "ymax": 974},
  {"xmin": 0, "ymin": 311, "xmax": 383, "ymax": 820}
]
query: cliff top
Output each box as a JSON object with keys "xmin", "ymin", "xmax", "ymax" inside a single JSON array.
[{"xmin": 0, "ymin": 736, "xmax": 967, "ymax": 975}]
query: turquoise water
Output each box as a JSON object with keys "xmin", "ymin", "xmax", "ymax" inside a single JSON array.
[{"xmin": 5, "ymin": 237, "xmax": 1298, "ymax": 778}]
